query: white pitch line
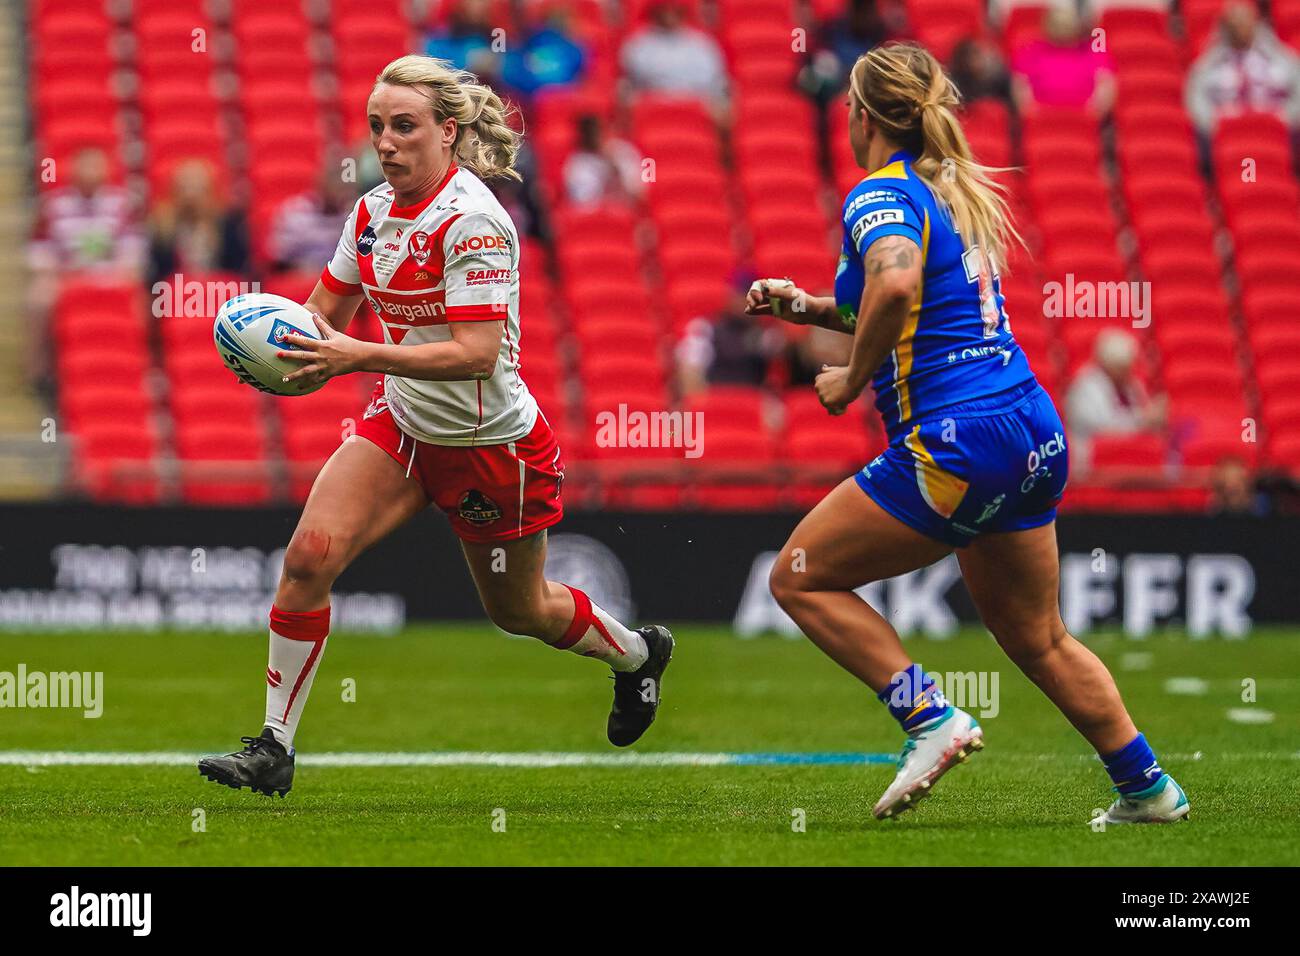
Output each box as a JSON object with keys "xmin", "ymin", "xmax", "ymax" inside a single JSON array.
[
  {"xmin": 0, "ymin": 750, "xmax": 1295, "ymax": 768},
  {"xmin": 0, "ymin": 751, "xmax": 745, "ymax": 768}
]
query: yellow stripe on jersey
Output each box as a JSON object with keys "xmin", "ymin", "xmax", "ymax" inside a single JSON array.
[
  {"xmin": 904, "ymin": 423, "xmax": 969, "ymax": 519},
  {"xmin": 892, "ymin": 211, "xmax": 930, "ymax": 421},
  {"xmin": 864, "ymin": 160, "xmax": 909, "ymax": 181}
]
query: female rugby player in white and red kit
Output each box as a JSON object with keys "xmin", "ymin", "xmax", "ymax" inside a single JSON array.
[{"xmin": 199, "ymin": 56, "xmax": 673, "ymax": 797}]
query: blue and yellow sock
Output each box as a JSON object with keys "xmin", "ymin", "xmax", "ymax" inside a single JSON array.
[
  {"xmin": 878, "ymin": 664, "xmax": 950, "ymax": 733},
  {"xmin": 1101, "ymin": 733, "xmax": 1164, "ymax": 794}
]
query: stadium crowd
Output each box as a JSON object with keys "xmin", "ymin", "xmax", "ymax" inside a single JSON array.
[{"xmin": 28, "ymin": 0, "xmax": 1300, "ymax": 513}]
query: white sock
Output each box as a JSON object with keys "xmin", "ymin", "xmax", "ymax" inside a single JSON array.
[
  {"xmin": 555, "ymin": 585, "xmax": 648, "ymax": 672},
  {"xmin": 263, "ymin": 605, "xmax": 330, "ymax": 750}
]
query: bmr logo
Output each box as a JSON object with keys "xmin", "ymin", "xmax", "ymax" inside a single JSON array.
[
  {"xmin": 453, "ymin": 234, "xmax": 511, "ymax": 256},
  {"xmin": 50, "ymin": 886, "xmax": 151, "ymax": 936},
  {"xmin": 851, "ymin": 208, "xmax": 904, "ymax": 245}
]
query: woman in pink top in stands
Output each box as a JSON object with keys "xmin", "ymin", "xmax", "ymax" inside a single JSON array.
[{"xmin": 1012, "ymin": 5, "xmax": 1116, "ymax": 117}]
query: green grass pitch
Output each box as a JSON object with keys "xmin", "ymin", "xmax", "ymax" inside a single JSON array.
[{"xmin": 1, "ymin": 625, "xmax": 1298, "ymax": 866}]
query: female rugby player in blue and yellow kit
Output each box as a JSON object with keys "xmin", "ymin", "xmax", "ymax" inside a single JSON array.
[{"xmin": 749, "ymin": 44, "xmax": 1187, "ymax": 824}]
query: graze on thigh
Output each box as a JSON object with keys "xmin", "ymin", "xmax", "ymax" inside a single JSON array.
[{"xmin": 780, "ymin": 478, "xmax": 953, "ymax": 591}]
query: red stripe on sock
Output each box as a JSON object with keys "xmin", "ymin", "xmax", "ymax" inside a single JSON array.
[
  {"xmin": 589, "ymin": 614, "xmax": 625, "ymax": 655},
  {"xmin": 270, "ymin": 604, "xmax": 331, "ymax": 641},
  {"xmin": 554, "ymin": 585, "xmax": 593, "ymax": 650},
  {"xmin": 281, "ymin": 637, "xmax": 325, "ymax": 723},
  {"xmin": 553, "ymin": 586, "xmax": 625, "ymax": 656}
]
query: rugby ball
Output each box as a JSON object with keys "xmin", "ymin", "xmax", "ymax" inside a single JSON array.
[{"xmin": 213, "ymin": 293, "xmax": 324, "ymax": 396}]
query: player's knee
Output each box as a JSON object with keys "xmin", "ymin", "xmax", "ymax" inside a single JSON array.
[
  {"xmin": 991, "ymin": 615, "xmax": 1069, "ymax": 670},
  {"xmin": 484, "ymin": 601, "xmax": 547, "ymax": 638},
  {"xmin": 769, "ymin": 557, "xmax": 807, "ymax": 612},
  {"xmin": 283, "ymin": 528, "xmax": 349, "ymax": 588}
]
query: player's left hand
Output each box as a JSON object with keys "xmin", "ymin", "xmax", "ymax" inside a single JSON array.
[
  {"xmin": 278, "ymin": 313, "xmax": 367, "ymax": 384},
  {"xmin": 814, "ymin": 365, "xmax": 860, "ymax": 416}
]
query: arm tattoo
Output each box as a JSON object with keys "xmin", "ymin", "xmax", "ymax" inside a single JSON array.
[{"xmin": 864, "ymin": 235, "xmax": 920, "ymax": 276}]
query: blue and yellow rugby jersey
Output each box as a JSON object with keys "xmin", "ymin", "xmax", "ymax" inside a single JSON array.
[{"xmin": 834, "ymin": 149, "xmax": 1036, "ymax": 438}]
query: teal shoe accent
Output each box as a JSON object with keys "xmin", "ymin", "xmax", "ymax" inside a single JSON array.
[
  {"xmin": 1124, "ymin": 775, "xmax": 1170, "ymax": 801},
  {"xmin": 895, "ymin": 736, "xmax": 916, "ymax": 770},
  {"xmin": 913, "ymin": 705, "xmax": 954, "ymax": 733}
]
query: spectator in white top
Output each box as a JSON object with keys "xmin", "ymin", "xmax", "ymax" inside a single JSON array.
[
  {"xmin": 1186, "ymin": 0, "xmax": 1300, "ymax": 134},
  {"xmin": 31, "ymin": 147, "xmax": 143, "ymax": 277},
  {"xmin": 270, "ymin": 155, "xmax": 362, "ymax": 273},
  {"xmin": 620, "ymin": 1, "xmax": 728, "ymax": 104},
  {"xmin": 28, "ymin": 146, "xmax": 144, "ymax": 330},
  {"xmin": 1065, "ymin": 329, "xmax": 1167, "ymax": 473},
  {"xmin": 562, "ymin": 114, "xmax": 644, "ymax": 207}
]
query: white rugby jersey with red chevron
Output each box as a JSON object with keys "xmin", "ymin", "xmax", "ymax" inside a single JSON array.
[{"xmin": 320, "ymin": 164, "xmax": 537, "ymax": 446}]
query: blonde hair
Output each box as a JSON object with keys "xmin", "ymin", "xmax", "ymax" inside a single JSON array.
[
  {"xmin": 374, "ymin": 54, "xmax": 521, "ymax": 181},
  {"xmin": 848, "ymin": 42, "xmax": 1022, "ymax": 271}
]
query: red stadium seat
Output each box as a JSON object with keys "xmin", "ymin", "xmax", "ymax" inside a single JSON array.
[
  {"xmin": 169, "ymin": 380, "xmax": 263, "ymax": 429},
  {"xmin": 781, "ymin": 419, "xmax": 875, "ymax": 470},
  {"xmin": 688, "ymin": 426, "xmax": 779, "ymax": 510},
  {"xmin": 32, "ymin": 0, "xmax": 114, "ymax": 22},
  {"xmin": 658, "ymin": 240, "xmax": 736, "ymax": 282},
  {"xmin": 1262, "ymin": 397, "xmax": 1300, "ymax": 441},
  {"xmin": 663, "ymin": 278, "xmax": 733, "ymax": 332},
  {"xmin": 61, "ymin": 385, "xmax": 154, "ymax": 428},
  {"xmin": 1164, "ymin": 356, "xmax": 1244, "ymax": 393},
  {"xmin": 566, "ymin": 280, "xmax": 653, "ymax": 322},
  {"xmin": 581, "ymin": 353, "xmax": 668, "ymax": 392},
  {"xmin": 1181, "ymin": 431, "xmax": 1259, "ymax": 468},
  {"xmin": 575, "ymin": 321, "xmax": 663, "ymax": 359},
  {"xmin": 275, "ymin": 382, "xmax": 366, "ymax": 431},
  {"xmin": 905, "ymin": 0, "xmax": 985, "ymax": 61},
  {"xmin": 1248, "ymin": 325, "xmax": 1300, "ymax": 360},
  {"xmin": 1089, "ymin": 433, "xmax": 1169, "ymax": 469},
  {"xmin": 1116, "ymin": 65, "xmax": 1184, "ymax": 106},
  {"xmin": 174, "ymin": 421, "xmax": 274, "ymax": 506},
  {"xmin": 1242, "ymin": 288, "xmax": 1300, "ymax": 329},
  {"xmin": 58, "ymin": 348, "xmax": 150, "ymax": 388},
  {"xmin": 683, "ymin": 386, "xmax": 769, "ymax": 432},
  {"xmin": 1022, "ymin": 130, "xmax": 1102, "ymax": 172},
  {"xmin": 74, "ymin": 421, "xmax": 163, "ymax": 505},
  {"xmin": 1265, "ymin": 433, "xmax": 1300, "ymax": 473}
]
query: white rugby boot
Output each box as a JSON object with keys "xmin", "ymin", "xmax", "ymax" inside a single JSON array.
[
  {"xmin": 1095, "ymin": 775, "xmax": 1190, "ymax": 825},
  {"xmin": 873, "ymin": 707, "xmax": 983, "ymax": 820}
]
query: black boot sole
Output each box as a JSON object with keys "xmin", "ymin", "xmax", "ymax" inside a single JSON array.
[{"xmin": 197, "ymin": 760, "xmax": 292, "ymax": 798}]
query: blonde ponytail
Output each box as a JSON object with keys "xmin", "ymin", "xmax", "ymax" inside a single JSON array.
[
  {"xmin": 375, "ymin": 54, "xmax": 522, "ymax": 181},
  {"xmin": 849, "ymin": 43, "xmax": 1023, "ymax": 271}
]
